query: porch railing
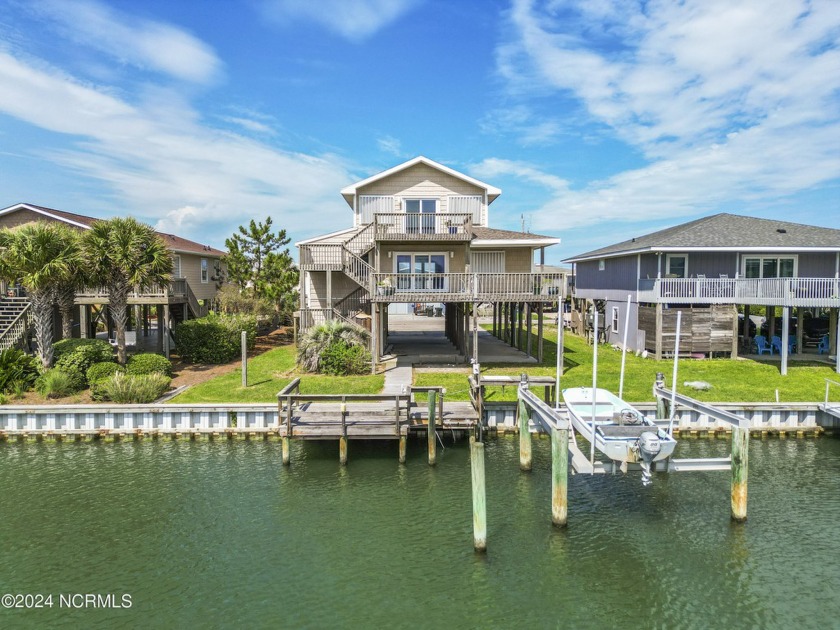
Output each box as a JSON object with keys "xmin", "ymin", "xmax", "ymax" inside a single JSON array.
[
  {"xmin": 373, "ymin": 213, "xmax": 472, "ymax": 240},
  {"xmin": 299, "ymin": 244, "xmax": 343, "ymax": 270},
  {"xmin": 372, "ymin": 272, "xmax": 560, "ymax": 302},
  {"xmin": 75, "ymin": 280, "xmax": 188, "ymax": 302},
  {"xmin": 637, "ymin": 277, "xmax": 840, "ymax": 307}
]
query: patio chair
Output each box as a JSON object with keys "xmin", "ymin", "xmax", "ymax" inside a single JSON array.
[
  {"xmin": 817, "ymin": 334, "xmax": 830, "ymax": 354},
  {"xmin": 771, "ymin": 335, "xmax": 796, "ymax": 354},
  {"xmin": 754, "ymin": 335, "xmax": 772, "ymax": 355}
]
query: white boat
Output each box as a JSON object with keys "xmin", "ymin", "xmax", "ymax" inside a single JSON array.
[{"xmin": 562, "ymin": 387, "xmax": 677, "ymax": 482}]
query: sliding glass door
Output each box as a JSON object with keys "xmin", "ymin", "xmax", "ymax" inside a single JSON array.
[{"xmin": 395, "ymin": 253, "xmax": 446, "ymax": 291}]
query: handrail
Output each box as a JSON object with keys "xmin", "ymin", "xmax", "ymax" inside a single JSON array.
[
  {"xmin": 342, "ymin": 245, "xmax": 375, "ymax": 289},
  {"xmin": 0, "ymin": 301, "xmax": 32, "ymax": 351},
  {"xmin": 277, "ymin": 378, "xmax": 301, "ymax": 397},
  {"xmin": 344, "ymin": 222, "xmax": 376, "ymax": 256},
  {"xmin": 370, "ymin": 272, "xmax": 562, "ymax": 299},
  {"xmin": 374, "ymin": 213, "xmax": 473, "ymax": 239},
  {"xmin": 637, "ymin": 276, "xmax": 840, "ymax": 307},
  {"xmin": 183, "ymin": 280, "xmax": 207, "ymax": 318},
  {"xmin": 824, "ymin": 378, "xmax": 840, "ymax": 407}
]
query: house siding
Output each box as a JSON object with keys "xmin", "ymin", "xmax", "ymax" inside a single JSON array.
[
  {"xmin": 177, "ymin": 253, "xmax": 222, "ymax": 301},
  {"xmin": 357, "ymin": 163, "xmax": 487, "ymax": 226},
  {"xmin": 798, "ymin": 252, "xmax": 837, "ymax": 277},
  {"xmin": 0, "ymin": 208, "xmax": 59, "ymax": 230},
  {"xmin": 575, "ymin": 257, "xmax": 637, "ymax": 291},
  {"xmin": 684, "ymin": 252, "xmax": 739, "ymax": 277},
  {"xmin": 307, "ymin": 271, "xmax": 357, "ymax": 309}
]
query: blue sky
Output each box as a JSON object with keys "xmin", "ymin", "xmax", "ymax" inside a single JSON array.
[{"xmin": 0, "ymin": 0, "xmax": 838, "ymax": 264}]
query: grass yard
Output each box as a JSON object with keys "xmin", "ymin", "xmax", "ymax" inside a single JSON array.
[
  {"xmin": 414, "ymin": 326, "xmax": 839, "ymax": 404},
  {"xmin": 168, "ymin": 344, "xmax": 384, "ymax": 403},
  {"xmin": 169, "ymin": 326, "xmax": 837, "ymax": 405}
]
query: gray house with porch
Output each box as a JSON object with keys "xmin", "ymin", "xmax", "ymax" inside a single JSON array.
[{"xmin": 564, "ymin": 213, "xmax": 840, "ymax": 374}]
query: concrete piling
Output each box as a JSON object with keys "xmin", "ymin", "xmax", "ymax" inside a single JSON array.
[{"xmin": 470, "ymin": 437, "xmax": 487, "ymax": 552}]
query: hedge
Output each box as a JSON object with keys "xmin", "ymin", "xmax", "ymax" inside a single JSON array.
[
  {"xmin": 174, "ymin": 313, "xmax": 257, "ymax": 364},
  {"xmin": 127, "ymin": 353, "xmax": 173, "ymax": 377}
]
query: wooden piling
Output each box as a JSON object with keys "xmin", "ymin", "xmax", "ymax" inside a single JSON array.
[
  {"xmin": 470, "ymin": 437, "xmax": 487, "ymax": 552},
  {"xmin": 731, "ymin": 425, "xmax": 749, "ymax": 522},
  {"xmin": 518, "ymin": 396, "xmax": 532, "ymax": 471},
  {"xmin": 655, "ymin": 372, "xmax": 666, "ymax": 418},
  {"xmin": 399, "ymin": 435, "xmax": 407, "ymax": 464},
  {"xmin": 339, "ymin": 400, "xmax": 348, "ymax": 465},
  {"xmin": 428, "ymin": 391, "xmax": 437, "ymax": 466},
  {"xmin": 551, "ymin": 426, "xmax": 569, "ymax": 527}
]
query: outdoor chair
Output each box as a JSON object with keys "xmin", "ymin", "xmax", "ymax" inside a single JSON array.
[
  {"xmin": 817, "ymin": 334, "xmax": 830, "ymax": 354},
  {"xmin": 754, "ymin": 335, "xmax": 772, "ymax": 355},
  {"xmin": 771, "ymin": 335, "xmax": 796, "ymax": 354}
]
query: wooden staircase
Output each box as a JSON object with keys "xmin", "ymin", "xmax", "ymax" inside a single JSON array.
[{"xmin": 0, "ymin": 298, "xmax": 33, "ymax": 351}]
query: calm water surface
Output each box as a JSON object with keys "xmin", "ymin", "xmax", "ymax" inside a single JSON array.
[{"xmin": 1, "ymin": 435, "xmax": 839, "ymax": 628}]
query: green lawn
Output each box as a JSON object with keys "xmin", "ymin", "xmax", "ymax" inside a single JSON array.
[
  {"xmin": 415, "ymin": 326, "xmax": 839, "ymax": 404},
  {"xmin": 168, "ymin": 344, "xmax": 384, "ymax": 403},
  {"xmin": 169, "ymin": 328, "xmax": 838, "ymax": 405}
]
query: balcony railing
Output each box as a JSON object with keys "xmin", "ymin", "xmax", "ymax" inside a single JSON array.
[
  {"xmin": 75, "ymin": 279, "xmax": 187, "ymax": 303},
  {"xmin": 637, "ymin": 277, "xmax": 840, "ymax": 307},
  {"xmin": 371, "ymin": 272, "xmax": 560, "ymax": 302},
  {"xmin": 299, "ymin": 244, "xmax": 343, "ymax": 270},
  {"xmin": 373, "ymin": 213, "xmax": 472, "ymax": 241}
]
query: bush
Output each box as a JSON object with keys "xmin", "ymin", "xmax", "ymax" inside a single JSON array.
[
  {"xmin": 53, "ymin": 338, "xmax": 113, "ymax": 360},
  {"xmin": 55, "ymin": 342, "xmax": 114, "ymax": 386},
  {"xmin": 297, "ymin": 320, "xmax": 369, "ymax": 373},
  {"xmin": 174, "ymin": 313, "xmax": 257, "ymax": 364},
  {"xmin": 35, "ymin": 369, "xmax": 83, "ymax": 398},
  {"xmin": 0, "ymin": 348, "xmax": 39, "ymax": 393},
  {"xmin": 87, "ymin": 362, "xmax": 125, "ymax": 401},
  {"xmin": 319, "ymin": 340, "xmax": 371, "ymax": 376},
  {"xmin": 127, "ymin": 353, "xmax": 172, "ymax": 377},
  {"xmin": 97, "ymin": 372, "xmax": 171, "ymax": 403}
]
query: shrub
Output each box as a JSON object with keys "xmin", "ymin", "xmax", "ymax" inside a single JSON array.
[
  {"xmin": 297, "ymin": 320, "xmax": 369, "ymax": 373},
  {"xmin": 35, "ymin": 369, "xmax": 83, "ymax": 398},
  {"xmin": 174, "ymin": 313, "xmax": 257, "ymax": 364},
  {"xmin": 87, "ymin": 362, "xmax": 125, "ymax": 401},
  {"xmin": 53, "ymin": 338, "xmax": 113, "ymax": 360},
  {"xmin": 319, "ymin": 340, "xmax": 370, "ymax": 376},
  {"xmin": 55, "ymin": 342, "xmax": 114, "ymax": 386},
  {"xmin": 0, "ymin": 348, "xmax": 39, "ymax": 393},
  {"xmin": 97, "ymin": 372, "xmax": 171, "ymax": 403},
  {"xmin": 127, "ymin": 353, "xmax": 172, "ymax": 377}
]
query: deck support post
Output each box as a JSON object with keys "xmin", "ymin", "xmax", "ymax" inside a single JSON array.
[
  {"xmin": 339, "ymin": 400, "xmax": 347, "ymax": 465},
  {"xmin": 835, "ymin": 308, "xmax": 840, "ymax": 374},
  {"xmin": 472, "ymin": 302, "xmax": 479, "ymax": 364},
  {"xmin": 79, "ymin": 305, "xmax": 89, "ymax": 339},
  {"xmin": 525, "ymin": 302, "xmax": 532, "ymax": 357},
  {"xmin": 655, "ymin": 302, "xmax": 663, "ymax": 360},
  {"xmin": 781, "ymin": 306, "xmax": 790, "ymax": 376},
  {"xmin": 518, "ymin": 378, "xmax": 532, "ymax": 471},
  {"xmin": 162, "ymin": 303, "xmax": 170, "ymax": 359},
  {"xmin": 551, "ymin": 426, "xmax": 569, "ymax": 527},
  {"xmin": 731, "ymin": 425, "xmax": 749, "ymax": 522},
  {"xmin": 730, "ymin": 305, "xmax": 739, "ymax": 359},
  {"xmin": 371, "ymin": 304, "xmax": 378, "ymax": 375},
  {"xmin": 399, "ymin": 434, "xmax": 406, "ymax": 464},
  {"xmin": 537, "ymin": 302, "xmax": 544, "ymax": 363},
  {"xmin": 427, "ymin": 390, "xmax": 437, "ymax": 466},
  {"xmin": 796, "ymin": 307, "xmax": 804, "ymax": 358},
  {"xmin": 470, "ymin": 436, "xmax": 487, "ymax": 552}
]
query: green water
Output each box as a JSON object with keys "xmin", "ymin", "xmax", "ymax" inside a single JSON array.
[{"xmin": 1, "ymin": 436, "xmax": 839, "ymax": 628}]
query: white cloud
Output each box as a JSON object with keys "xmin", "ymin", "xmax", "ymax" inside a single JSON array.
[
  {"xmin": 0, "ymin": 50, "xmax": 354, "ymax": 245},
  {"xmin": 31, "ymin": 0, "xmax": 222, "ymax": 83},
  {"xmin": 258, "ymin": 0, "xmax": 421, "ymax": 41},
  {"xmin": 376, "ymin": 135, "xmax": 403, "ymax": 157},
  {"xmin": 494, "ymin": 0, "xmax": 840, "ymax": 234}
]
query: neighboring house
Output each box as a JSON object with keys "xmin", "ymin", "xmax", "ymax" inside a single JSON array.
[
  {"xmin": 297, "ymin": 156, "xmax": 561, "ymax": 366},
  {"xmin": 0, "ymin": 203, "xmax": 224, "ymax": 349},
  {"xmin": 564, "ymin": 213, "xmax": 840, "ymax": 374}
]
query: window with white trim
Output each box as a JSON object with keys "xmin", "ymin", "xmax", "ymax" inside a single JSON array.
[
  {"xmin": 611, "ymin": 306, "xmax": 619, "ymax": 332},
  {"xmin": 395, "ymin": 253, "xmax": 446, "ymax": 290},
  {"xmin": 743, "ymin": 256, "xmax": 795, "ymax": 278},
  {"xmin": 666, "ymin": 254, "xmax": 687, "ymax": 278},
  {"xmin": 201, "ymin": 258, "xmax": 208, "ymax": 283},
  {"xmin": 403, "ymin": 199, "xmax": 437, "ymax": 234},
  {"xmin": 172, "ymin": 255, "xmax": 181, "ymax": 278}
]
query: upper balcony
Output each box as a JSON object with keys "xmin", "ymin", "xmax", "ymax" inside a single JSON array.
[
  {"xmin": 371, "ymin": 272, "xmax": 561, "ymax": 303},
  {"xmin": 75, "ymin": 279, "xmax": 189, "ymax": 304},
  {"xmin": 637, "ymin": 276, "xmax": 840, "ymax": 308},
  {"xmin": 373, "ymin": 213, "xmax": 472, "ymax": 242}
]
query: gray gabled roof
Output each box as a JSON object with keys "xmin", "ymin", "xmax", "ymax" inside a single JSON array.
[{"xmin": 564, "ymin": 213, "xmax": 840, "ymax": 263}]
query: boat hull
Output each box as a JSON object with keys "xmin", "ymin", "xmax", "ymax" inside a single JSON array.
[{"xmin": 563, "ymin": 387, "xmax": 678, "ymax": 465}]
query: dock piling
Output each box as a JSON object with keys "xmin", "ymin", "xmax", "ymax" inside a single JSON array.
[
  {"xmin": 428, "ymin": 391, "xmax": 437, "ymax": 466},
  {"xmin": 518, "ymin": 374, "xmax": 532, "ymax": 471},
  {"xmin": 470, "ymin": 436, "xmax": 487, "ymax": 552},
  {"xmin": 399, "ymin": 435, "xmax": 406, "ymax": 463},
  {"xmin": 282, "ymin": 437, "xmax": 290, "ymax": 465},
  {"xmin": 551, "ymin": 426, "xmax": 569, "ymax": 527},
  {"xmin": 731, "ymin": 425, "xmax": 749, "ymax": 522},
  {"xmin": 655, "ymin": 372, "xmax": 666, "ymax": 419},
  {"xmin": 339, "ymin": 399, "xmax": 348, "ymax": 465}
]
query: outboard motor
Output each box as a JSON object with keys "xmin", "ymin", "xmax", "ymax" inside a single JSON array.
[{"xmin": 637, "ymin": 431, "xmax": 661, "ymax": 486}]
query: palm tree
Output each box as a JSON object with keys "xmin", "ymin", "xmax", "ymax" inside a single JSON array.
[
  {"xmin": 52, "ymin": 229, "xmax": 87, "ymax": 340},
  {"xmin": 297, "ymin": 319, "xmax": 369, "ymax": 372},
  {"xmin": 82, "ymin": 217, "xmax": 172, "ymax": 365},
  {"xmin": 0, "ymin": 222, "xmax": 83, "ymax": 368}
]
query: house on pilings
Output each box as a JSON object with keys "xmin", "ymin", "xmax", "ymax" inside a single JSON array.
[
  {"xmin": 296, "ymin": 156, "xmax": 561, "ymax": 369},
  {"xmin": 564, "ymin": 213, "xmax": 840, "ymax": 375}
]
